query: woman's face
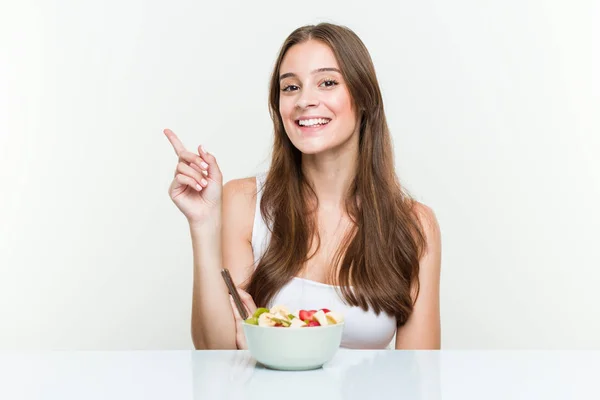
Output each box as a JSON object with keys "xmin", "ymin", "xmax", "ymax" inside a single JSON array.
[{"xmin": 278, "ymin": 40, "xmax": 360, "ymax": 155}]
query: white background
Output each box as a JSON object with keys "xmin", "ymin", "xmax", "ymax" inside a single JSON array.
[{"xmin": 1, "ymin": 0, "xmax": 598, "ymax": 350}]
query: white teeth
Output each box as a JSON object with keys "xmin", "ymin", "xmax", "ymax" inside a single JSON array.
[{"xmin": 298, "ymin": 118, "xmax": 331, "ymax": 127}]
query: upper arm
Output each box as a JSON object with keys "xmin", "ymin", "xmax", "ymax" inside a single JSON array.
[
  {"xmin": 395, "ymin": 202, "xmax": 442, "ymax": 350},
  {"xmin": 221, "ymin": 177, "xmax": 257, "ymax": 288}
]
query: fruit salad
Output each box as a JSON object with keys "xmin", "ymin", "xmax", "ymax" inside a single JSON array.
[{"xmin": 244, "ymin": 305, "xmax": 344, "ymax": 328}]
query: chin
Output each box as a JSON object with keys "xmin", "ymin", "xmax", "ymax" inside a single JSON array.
[
  {"xmin": 292, "ymin": 143, "xmax": 328, "ymax": 155},
  {"xmin": 287, "ymin": 136, "xmax": 334, "ymax": 155}
]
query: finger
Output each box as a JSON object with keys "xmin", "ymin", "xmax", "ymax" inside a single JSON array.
[
  {"xmin": 198, "ymin": 145, "xmax": 222, "ymax": 181},
  {"xmin": 173, "ymin": 161, "xmax": 206, "ymax": 178},
  {"xmin": 175, "ymin": 162, "xmax": 204, "ymax": 186},
  {"xmin": 164, "ymin": 129, "xmax": 186, "ymax": 156},
  {"xmin": 236, "ymin": 288, "xmax": 257, "ymax": 315},
  {"xmin": 179, "ymin": 150, "xmax": 209, "ymax": 172},
  {"xmin": 175, "ymin": 174, "xmax": 203, "ymax": 192},
  {"xmin": 190, "ymin": 162, "xmax": 209, "ymax": 176},
  {"xmin": 176, "ymin": 162, "xmax": 208, "ymax": 188}
]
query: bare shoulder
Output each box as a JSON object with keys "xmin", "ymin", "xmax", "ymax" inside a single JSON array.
[
  {"xmin": 222, "ymin": 176, "xmax": 257, "ymax": 235},
  {"xmin": 223, "ymin": 176, "xmax": 257, "ymax": 201},
  {"xmin": 411, "ymin": 201, "xmax": 442, "ymax": 260},
  {"xmin": 412, "ymin": 202, "xmax": 440, "ymax": 234}
]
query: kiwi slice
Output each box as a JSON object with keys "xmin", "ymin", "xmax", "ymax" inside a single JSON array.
[{"xmin": 253, "ymin": 307, "xmax": 270, "ymax": 319}]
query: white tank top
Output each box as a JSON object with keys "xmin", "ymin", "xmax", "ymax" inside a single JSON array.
[{"xmin": 251, "ymin": 173, "xmax": 397, "ymax": 349}]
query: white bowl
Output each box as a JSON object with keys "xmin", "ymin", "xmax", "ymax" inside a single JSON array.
[{"xmin": 242, "ymin": 322, "xmax": 344, "ymax": 371}]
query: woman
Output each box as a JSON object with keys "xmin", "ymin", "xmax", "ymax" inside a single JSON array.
[{"xmin": 164, "ymin": 23, "xmax": 441, "ymax": 350}]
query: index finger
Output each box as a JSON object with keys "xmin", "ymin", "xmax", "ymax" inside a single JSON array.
[
  {"xmin": 237, "ymin": 289, "xmax": 257, "ymax": 314},
  {"xmin": 163, "ymin": 128, "xmax": 186, "ymax": 156}
]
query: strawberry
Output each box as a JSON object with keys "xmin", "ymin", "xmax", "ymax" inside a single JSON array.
[
  {"xmin": 320, "ymin": 308, "xmax": 330, "ymax": 314},
  {"xmin": 299, "ymin": 309, "xmax": 317, "ymax": 322},
  {"xmin": 298, "ymin": 310, "xmax": 309, "ymax": 321},
  {"xmin": 307, "ymin": 320, "xmax": 320, "ymax": 327}
]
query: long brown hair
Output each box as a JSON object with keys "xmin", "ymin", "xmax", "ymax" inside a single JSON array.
[{"xmin": 244, "ymin": 23, "xmax": 426, "ymax": 326}]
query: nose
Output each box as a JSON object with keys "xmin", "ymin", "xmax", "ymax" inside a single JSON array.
[{"xmin": 295, "ymin": 88, "xmax": 320, "ymax": 109}]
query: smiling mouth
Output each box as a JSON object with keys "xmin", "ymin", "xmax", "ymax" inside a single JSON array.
[{"xmin": 295, "ymin": 118, "xmax": 332, "ymax": 127}]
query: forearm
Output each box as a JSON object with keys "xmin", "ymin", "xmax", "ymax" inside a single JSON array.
[{"xmin": 189, "ymin": 210, "xmax": 236, "ymax": 349}]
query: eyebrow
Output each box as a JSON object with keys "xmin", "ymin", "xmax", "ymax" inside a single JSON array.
[{"xmin": 279, "ymin": 67, "xmax": 341, "ymax": 81}]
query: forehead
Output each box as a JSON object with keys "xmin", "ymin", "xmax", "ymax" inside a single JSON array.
[{"xmin": 280, "ymin": 40, "xmax": 340, "ymax": 75}]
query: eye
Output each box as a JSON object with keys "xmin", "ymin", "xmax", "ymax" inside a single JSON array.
[
  {"xmin": 281, "ymin": 85, "xmax": 299, "ymax": 92},
  {"xmin": 320, "ymin": 79, "xmax": 339, "ymax": 88}
]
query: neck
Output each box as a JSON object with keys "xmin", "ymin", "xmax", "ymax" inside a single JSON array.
[{"xmin": 301, "ymin": 134, "xmax": 359, "ymax": 210}]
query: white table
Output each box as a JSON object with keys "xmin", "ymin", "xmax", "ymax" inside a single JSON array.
[{"xmin": 1, "ymin": 349, "xmax": 598, "ymax": 399}]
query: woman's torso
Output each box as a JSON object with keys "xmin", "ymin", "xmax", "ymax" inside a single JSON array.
[{"xmin": 251, "ymin": 172, "xmax": 397, "ymax": 349}]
